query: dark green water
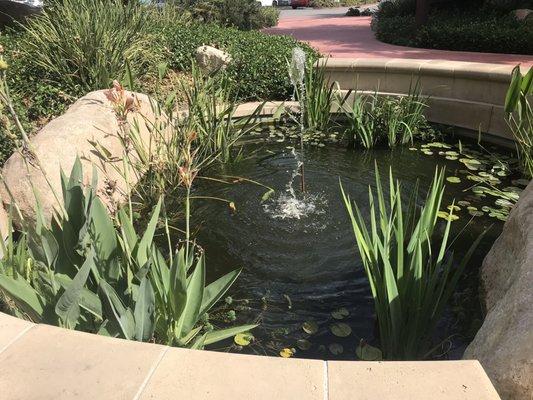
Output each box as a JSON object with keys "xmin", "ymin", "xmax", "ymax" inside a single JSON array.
[{"xmin": 183, "ymin": 130, "xmax": 525, "ymax": 360}]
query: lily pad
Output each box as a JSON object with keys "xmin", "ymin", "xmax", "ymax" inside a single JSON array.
[
  {"xmin": 329, "ymin": 343, "xmax": 344, "ymax": 355},
  {"xmin": 331, "ymin": 307, "xmax": 350, "ymax": 320},
  {"xmin": 234, "ymin": 332, "xmax": 254, "ymax": 346},
  {"xmin": 279, "ymin": 348, "xmax": 294, "ymax": 358},
  {"xmin": 437, "ymin": 211, "xmax": 459, "ymax": 221},
  {"xmin": 446, "ymin": 176, "xmax": 461, "ymax": 184},
  {"xmin": 356, "ymin": 340, "xmax": 383, "ymax": 361},
  {"xmin": 296, "ymin": 339, "xmax": 312, "ymax": 351},
  {"xmin": 330, "ymin": 323, "xmax": 352, "ymax": 338},
  {"xmin": 468, "ymin": 210, "xmax": 484, "ymax": 217},
  {"xmin": 302, "ymin": 321, "xmax": 318, "ymax": 335}
]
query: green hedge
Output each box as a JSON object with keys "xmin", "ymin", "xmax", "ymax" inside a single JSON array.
[
  {"xmin": 374, "ymin": 2, "xmax": 533, "ymax": 55},
  {"xmin": 166, "ymin": 24, "xmax": 319, "ymax": 101}
]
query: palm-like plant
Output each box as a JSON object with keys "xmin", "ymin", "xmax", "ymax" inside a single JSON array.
[
  {"xmin": 341, "ymin": 166, "xmax": 483, "ymax": 359},
  {"xmin": 0, "ymin": 159, "xmax": 255, "ymax": 347}
]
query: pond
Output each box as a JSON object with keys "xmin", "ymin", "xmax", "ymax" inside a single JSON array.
[{"xmin": 173, "ymin": 124, "xmax": 526, "ymax": 360}]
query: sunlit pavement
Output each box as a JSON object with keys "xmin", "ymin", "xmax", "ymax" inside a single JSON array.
[{"xmin": 266, "ymin": 7, "xmax": 533, "ymax": 66}]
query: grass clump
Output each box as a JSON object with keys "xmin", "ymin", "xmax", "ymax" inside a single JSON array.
[
  {"xmin": 19, "ymin": 0, "xmax": 157, "ymax": 93},
  {"xmin": 342, "ymin": 87, "xmax": 430, "ymax": 149},
  {"xmin": 341, "ymin": 166, "xmax": 483, "ymax": 359}
]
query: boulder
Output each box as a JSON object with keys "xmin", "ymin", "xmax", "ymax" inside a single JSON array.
[
  {"xmin": 196, "ymin": 45, "xmax": 232, "ymax": 75},
  {"xmin": 0, "ymin": 89, "xmax": 160, "ymax": 226},
  {"xmin": 0, "ymin": 1, "xmax": 41, "ymax": 27},
  {"xmin": 511, "ymin": 9, "xmax": 532, "ymax": 21},
  {"xmin": 464, "ymin": 180, "xmax": 533, "ymax": 400}
]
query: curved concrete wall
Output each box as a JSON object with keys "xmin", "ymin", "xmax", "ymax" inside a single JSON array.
[{"xmin": 319, "ymin": 58, "xmax": 517, "ymax": 142}]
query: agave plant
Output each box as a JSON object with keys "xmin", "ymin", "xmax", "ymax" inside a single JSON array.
[
  {"xmin": 505, "ymin": 65, "xmax": 533, "ymax": 178},
  {"xmin": 341, "ymin": 166, "xmax": 483, "ymax": 359},
  {"xmin": 0, "ymin": 159, "xmax": 255, "ymax": 347}
]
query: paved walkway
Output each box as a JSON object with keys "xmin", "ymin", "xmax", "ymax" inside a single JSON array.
[{"xmin": 266, "ymin": 10, "xmax": 533, "ymax": 67}]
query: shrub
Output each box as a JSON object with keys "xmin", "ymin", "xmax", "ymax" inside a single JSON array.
[
  {"xmin": 375, "ymin": 10, "xmax": 533, "ymax": 54},
  {"xmin": 164, "ymin": 23, "xmax": 319, "ymax": 101},
  {"xmin": 176, "ymin": 0, "xmax": 279, "ymax": 30},
  {"xmin": 346, "ymin": 7, "xmax": 361, "ymax": 16},
  {"xmin": 19, "ymin": 0, "xmax": 158, "ymax": 93},
  {"xmin": 310, "ymin": 0, "xmax": 337, "ymax": 8}
]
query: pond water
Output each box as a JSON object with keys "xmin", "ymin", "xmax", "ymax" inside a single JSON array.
[{"xmin": 180, "ymin": 126, "xmax": 526, "ymax": 360}]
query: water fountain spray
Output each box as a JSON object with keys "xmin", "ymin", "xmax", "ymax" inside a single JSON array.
[{"xmin": 289, "ymin": 47, "xmax": 307, "ymax": 193}]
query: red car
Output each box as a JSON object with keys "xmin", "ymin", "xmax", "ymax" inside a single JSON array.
[{"xmin": 291, "ymin": 0, "xmax": 309, "ymax": 9}]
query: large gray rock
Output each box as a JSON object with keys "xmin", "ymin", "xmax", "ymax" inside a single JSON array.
[
  {"xmin": 464, "ymin": 180, "xmax": 533, "ymax": 400},
  {"xmin": 0, "ymin": 1, "xmax": 40, "ymax": 27},
  {"xmin": 196, "ymin": 45, "xmax": 232, "ymax": 75},
  {"xmin": 0, "ymin": 89, "xmax": 160, "ymax": 226}
]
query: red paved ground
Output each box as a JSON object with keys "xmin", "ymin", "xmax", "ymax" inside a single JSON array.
[{"xmin": 266, "ymin": 16, "xmax": 533, "ymax": 67}]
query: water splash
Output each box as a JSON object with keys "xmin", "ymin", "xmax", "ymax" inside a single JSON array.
[{"xmin": 264, "ymin": 148, "xmax": 325, "ymax": 220}]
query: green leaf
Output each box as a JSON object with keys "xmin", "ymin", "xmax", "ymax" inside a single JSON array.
[
  {"xmin": 356, "ymin": 340, "xmax": 382, "ymax": 361},
  {"xmin": 330, "ymin": 322, "xmax": 352, "ymax": 338},
  {"xmin": 302, "ymin": 320, "xmax": 318, "ymax": 335},
  {"xmin": 55, "ymin": 254, "xmax": 95, "ymax": 329},
  {"xmin": 98, "ymin": 280, "xmax": 135, "ymax": 340},
  {"xmin": 136, "ymin": 198, "xmax": 162, "ymax": 267},
  {"xmin": 178, "ymin": 254, "xmax": 205, "ymax": 337},
  {"xmin": 169, "ymin": 247, "xmax": 188, "ymax": 322},
  {"xmin": 134, "ymin": 276, "xmax": 155, "ymax": 341},
  {"xmin": 296, "ymin": 338, "xmax": 312, "ymax": 350},
  {"xmin": 329, "ymin": 343, "xmax": 343, "ymax": 355},
  {"xmin": 200, "ymin": 268, "xmax": 241, "ymax": 316},
  {"xmin": 55, "ymin": 274, "xmax": 102, "ymax": 319},
  {"xmin": 204, "ymin": 324, "xmax": 258, "ymax": 346},
  {"xmin": 0, "ymin": 275, "xmax": 44, "ymax": 321},
  {"xmin": 331, "ymin": 307, "xmax": 349, "ymax": 320},
  {"xmin": 90, "ymin": 199, "xmax": 119, "ymax": 280},
  {"xmin": 505, "ymin": 65, "xmax": 522, "ymax": 113},
  {"xmin": 234, "ymin": 332, "xmax": 254, "ymax": 346}
]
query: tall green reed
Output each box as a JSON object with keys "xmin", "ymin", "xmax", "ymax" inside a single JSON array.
[
  {"xmin": 505, "ymin": 65, "xmax": 533, "ymax": 178},
  {"xmin": 341, "ymin": 166, "xmax": 483, "ymax": 359}
]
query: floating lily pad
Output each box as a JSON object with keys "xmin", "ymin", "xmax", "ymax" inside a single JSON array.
[
  {"xmin": 330, "ymin": 323, "xmax": 352, "ymax": 337},
  {"xmin": 495, "ymin": 198, "xmax": 514, "ymax": 208},
  {"xmin": 331, "ymin": 307, "xmax": 350, "ymax": 320},
  {"xmin": 437, "ymin": 211, "xmax": 459, "ymax": 222},
  {"xmin": 297, "ymin": 339, "xmax": 312, "ymax": 351},
  {"xmin": 469, "ymin": 210, "xmax": 484, "ymax": 217},
  {"xmin": 457, "ymin": 200, "xmax": 471, "ymax": 207},
  {"xmin": 447, "ymin": 205, "xmax": 461, "ymax": 212},
  {"xmin": 234, "ymin": 332, "xmax": 254, "ymax": 346},
  {"xmin": 356, "ymin": 340, "xmax": 383, "ymax": 361},
  {"xmin": 446, "ymin": 177, "xmax": 461, "ymax": 184},
  {"xmin": 329, "ymin": 343, "xmax": 344, "ymax": 355},
  {"xmin": 279, "ymin": 348, "xmax": 294, "ymax": 358},
  {"xmin": 427, "ymin": 142, "xmax": 451, "ymax": 149},
  {"xmin": 302, "ymin": 321, "xmax": 318, "ymax": 335}
]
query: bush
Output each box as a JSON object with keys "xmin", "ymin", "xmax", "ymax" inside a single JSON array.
[
  {"xmin": 346, "ymin": 7, "xmax": 361, "ymax": 16},
  {"xmin": 19, "ymin": 0, "xmax": 158, "ymax": 93},
  {"xmin": 164, "ymin": 23, "xmax": 319, "ymax": 101},
  {"xmin": 177, "ymin": 0, "xmax": 279, "ymax": 30},
  {"xmin": 310, "ymin": 0, "xmax": 337, "ymax": 8},
  {"xmin": 374, "ymin": 5, "xmax": 533, "ymax": 54}
]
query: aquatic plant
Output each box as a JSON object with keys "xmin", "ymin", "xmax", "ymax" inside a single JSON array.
[
  {"xmin": 342, "ymin": 85, "xmax": 429, "ymax": 149},
  {"xmin": 341, "ymin": 166, "xmax": 483, "ymax": 359},
  {"xmin": 505, "ymin": 65, "xmax": 533, "ymax": 178}
]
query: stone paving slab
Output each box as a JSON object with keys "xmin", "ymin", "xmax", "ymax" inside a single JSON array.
[
  {"xmin": 0, "ymin": 322, "xmax": 167, "ymax": 400},
  {"xmin": 139, "ymin": 347, "xmax": 325, "ymax": 400},
  {"xmin": 0, "ymin": 311, "xmax": 502, "ymax": 399},
  {"xmin": 327, "ymin": 360, "xmax": 502, "ymax": 400}
]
